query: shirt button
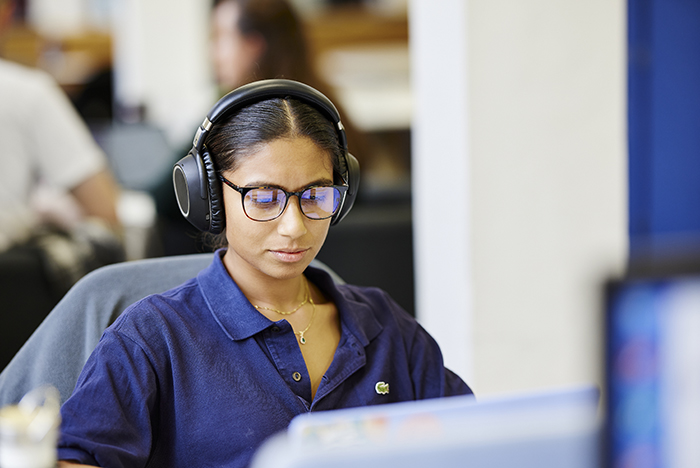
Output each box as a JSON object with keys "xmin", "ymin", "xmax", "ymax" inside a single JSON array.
[
  {"xmin": 292, "ymin": 372, "xmax": 302, "ymax": 382},
  {"xmin": 271, "ymin": 326, "xmax": 280, "ymax": 333}
]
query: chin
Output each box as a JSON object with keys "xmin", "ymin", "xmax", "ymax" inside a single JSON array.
[{"xmin": 261, "ymin": 257, "xmax": 314, "ymax": 280}]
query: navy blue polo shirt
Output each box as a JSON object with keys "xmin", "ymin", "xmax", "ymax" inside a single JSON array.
[{"xmin": 58, "ymin": 250, "xmax": 472, "ymax": 467}]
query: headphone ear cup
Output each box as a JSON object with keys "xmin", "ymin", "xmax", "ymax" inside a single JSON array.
[
  {"xmin": 346, "ymin": 152, "xmax": 361, "ymax": 199},
  {"xmin": 201, "ymin": 147, "xmax": 224, "ymax": 234},
  {"xmin": 331, "ymin": 152, "xmax": 360, "ymax": 226},
  {"xmin": 173, "ymin": 151, "xmax": 212, "ymax": 232}
]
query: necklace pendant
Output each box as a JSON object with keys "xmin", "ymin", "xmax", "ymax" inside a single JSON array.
[{"xmin": 298, "ymin": 333, "xmax": 307, "ymax": 345}]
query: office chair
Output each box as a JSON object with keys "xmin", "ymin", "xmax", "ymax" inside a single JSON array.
[
  {"xmin": 0, "ymin": 245, "xmax": 60, "ymax": 372},
  {"xmin": 0, "ymin": 253, "xmax": 343, "ymax": 407}
]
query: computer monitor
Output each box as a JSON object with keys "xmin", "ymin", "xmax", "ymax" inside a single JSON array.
[
  {"xmin": 605, "ymin": 275, "xmax": 700, "ymax": 468},
  {"xmin": 252, "ymin": 386, "xmax": 601, "ymax": 468}
]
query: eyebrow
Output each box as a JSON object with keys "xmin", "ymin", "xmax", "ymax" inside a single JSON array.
[{"xmin": 243, "ymin": 178, "xmax": 335, "ymax": 191}]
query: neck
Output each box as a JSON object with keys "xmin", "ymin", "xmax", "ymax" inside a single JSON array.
[{"xmin": 222, "ymin": 249, "xmax": 309, "ymax": 310}]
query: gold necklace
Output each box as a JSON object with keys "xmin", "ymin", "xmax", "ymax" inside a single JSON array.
[
  {"xmin": 295, "ymin": 294, "xmax": 316, "ymax": 345},
  {"xmin": 254, "ymin": 280, "xmax": 309, "ymax": 316}
]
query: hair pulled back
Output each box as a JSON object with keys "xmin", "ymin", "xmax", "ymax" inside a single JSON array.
[{"xmin": 206, "ymin": 97, "xmax": 342, "ymax": 177}]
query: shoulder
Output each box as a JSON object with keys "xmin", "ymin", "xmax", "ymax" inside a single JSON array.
[
  {"xmin": 85, "ymin": 278, "xmax": 213, "ymax": 376},
  {"xmin": 0, "ymin": 60, "xmax": 57, "ymax": 101},
  {"xmin": 0, "ymin": 60, "xmax": 53, "ymax": 128},
  {"xmin": 306, "ymin": 265, "xmax": 416, "ymax": 332},
  {"xmin": 0, "ymin": 59, "xmax": 47, "ymax": 83},
  {"xmin": 306, "ymin": 265, "xmax": 404, "ymax": 316},
  {"xmin": 107, "ymin": 278, "xmax": 206, "ymax": 345},
  {"xmin": 337, "ymin": 284, "xmax": 473, "ymax": 396},
  {"xmin": 333, "ymin": 282, "xmax": 425, "ymax": 351},
  {"xmin": 338, "ymin": 283, "xmax": 414, "ymax": 324}
]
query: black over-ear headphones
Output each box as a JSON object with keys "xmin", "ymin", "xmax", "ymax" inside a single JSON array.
[{"xmin": 172, "ymin": 79, "xmax": 360, "ymax": 234}]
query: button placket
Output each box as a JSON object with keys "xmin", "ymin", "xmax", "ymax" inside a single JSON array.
[{"xmin": 264, "ymin": 321, "xmax": 312, "ymax": 402}]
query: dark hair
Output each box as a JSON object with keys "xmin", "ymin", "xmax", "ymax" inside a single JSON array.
[
  {"xmin": 203, "ymin": 97, "xmax": 343, "ymax": 248},
  {"xmin": 207, "ymin": 97, "xmax": 342, "ymax": 174}
]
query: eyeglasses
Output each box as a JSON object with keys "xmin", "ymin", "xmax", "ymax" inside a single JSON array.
[{"xmin": 219, "ymin": 175, "xmax": 348, "ymax": 222}]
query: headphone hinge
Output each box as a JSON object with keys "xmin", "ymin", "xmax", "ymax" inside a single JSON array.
[{"xmin": 192, "ymin": 118, "xmax": 213, "ymax": 148}]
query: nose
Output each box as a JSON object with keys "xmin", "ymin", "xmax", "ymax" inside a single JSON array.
[{"xmin": 277, "ymin": 195, "xmax": 307, "ymax": 238}]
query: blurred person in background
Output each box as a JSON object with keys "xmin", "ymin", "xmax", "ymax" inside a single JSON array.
[
  {"xmin": 0, "ymin": 0, "xmax": 124, "ymax": 369},
  {"xmin": 211, "ymin": 0, "xmax": 313, "ymax": 93},
  {"xmin": 151, "ymin": 0, "xmax": 368, "ymax": 256}
]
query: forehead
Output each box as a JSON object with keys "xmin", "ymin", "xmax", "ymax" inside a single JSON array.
[
  {"xmin": 230, "ymin": 136, "xmax": 334, "ymax": 187},
  {"xmin": 213, "ymin": 0, "xmax": 239, "ymax": 28}
]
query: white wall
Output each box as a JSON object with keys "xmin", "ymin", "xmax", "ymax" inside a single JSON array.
[
  {"xmin": 409, "ymin": 0, "xmax": 473, "ymax": 382},
  {"xmin": 410, "ymin": 0, "xmax": 627, "ymax": 396},
  {"xmin": 111, "ymin": 0, "xmax": 216, "ymax": 149}
]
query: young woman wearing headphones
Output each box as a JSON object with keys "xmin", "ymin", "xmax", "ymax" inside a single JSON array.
[{"xmin": 57, "ymin": 80, "xmax": 472, "ymax": 468}]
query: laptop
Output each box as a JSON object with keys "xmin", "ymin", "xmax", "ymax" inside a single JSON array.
[{"xmin": 252, "ymin": 385, "xmax": 601, "ymax": 468}]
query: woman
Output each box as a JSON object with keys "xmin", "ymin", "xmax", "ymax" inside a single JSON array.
[
  {"xmin": 57, "ymin": 80, "xmax": 471, "ymax": 468},
  {"xmin": 155, "ymin": 0, "xmax": 369, "ymax": 256}
]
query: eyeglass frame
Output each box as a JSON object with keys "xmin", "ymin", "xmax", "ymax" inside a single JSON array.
[{"xmin": 218, "ymin": 174, "xmax": 349, "ymax": 222}]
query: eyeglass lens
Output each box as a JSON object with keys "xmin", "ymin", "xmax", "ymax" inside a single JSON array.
[{"xmin": 243, "ymin": 186, "xmax": 341, "ymax": 221}]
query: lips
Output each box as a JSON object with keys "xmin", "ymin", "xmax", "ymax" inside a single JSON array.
[{"xmin": 269, "ymin": 248, "xmax": 310, "ymax": 263}]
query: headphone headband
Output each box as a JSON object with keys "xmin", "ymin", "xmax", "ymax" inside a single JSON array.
[
  {"xmin": 173, "ymin": 79, "xmax": 360, "ymax": 234},
  {"xmin": 193, "ymin": 80, "xmax": 348, "ymax": 153}
]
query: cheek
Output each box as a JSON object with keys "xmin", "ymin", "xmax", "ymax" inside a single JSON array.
[
  {"xmin": 222, "ymin": 195, "xmax": 276, "ymax": 256},
  {"xmin": 213, "ymin": 32, "xmax": 231, "ymax": 62},
  {"xmin": 308, "ymin": 220, "xmax": 331, "ymax": 252},
  {"xmin": 223, "ymin": 193, "xmax": 246, "ymax": 236},
  {"xmin": 212, "ymin": 35, "xmax": 246, "ymax": 84}
]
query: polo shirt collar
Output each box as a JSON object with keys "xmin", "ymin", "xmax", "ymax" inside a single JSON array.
[
  {"xmin": 196, "ymin": 250, "xmax": 272, "ymax": 341},
  {"xmin": 304, "ymin": 267, "xmax": 383, "ymax": 347},
  {"xmin": 197, "ymin": 250, "xmax": 383, "ymax": 345}
]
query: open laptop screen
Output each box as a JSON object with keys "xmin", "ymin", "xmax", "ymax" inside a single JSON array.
[
  {"xmin": 606, "ymin": 276, "xmax": 700, "ymax": 468},
  {"xmin": 253, "ymin": 386, "xmax": 600, "ymax": 468}
]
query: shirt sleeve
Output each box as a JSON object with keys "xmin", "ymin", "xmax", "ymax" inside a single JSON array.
[
  {"xmin": 25, "ymin": 70, "xmax": 106, "ymax": 190},
  {"xmin": 58, "ymin": 329, "xmax": 158, "ymax": 468},
  {"xmin": 407, "ymin": 320, "xmax": 474, "ymax": 399}
]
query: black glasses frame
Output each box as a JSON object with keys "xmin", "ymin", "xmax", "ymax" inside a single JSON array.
[{"xmin": 218, "ymin": 175, "xmax": 348, "ymax": 222}]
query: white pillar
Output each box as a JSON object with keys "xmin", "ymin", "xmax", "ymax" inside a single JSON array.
[{"xmin": 409, "ymin": 0, "xmax": 473, "ymax": 382}]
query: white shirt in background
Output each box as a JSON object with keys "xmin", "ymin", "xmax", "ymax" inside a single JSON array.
[{"xmin": 0, "ymin": 58, "xmax": 107, "ymax": 252}]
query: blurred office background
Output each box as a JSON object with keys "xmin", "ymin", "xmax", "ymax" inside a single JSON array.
[{"xmin": 2, "ymin": 0, "xmax": 699, "ymax": 403}]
